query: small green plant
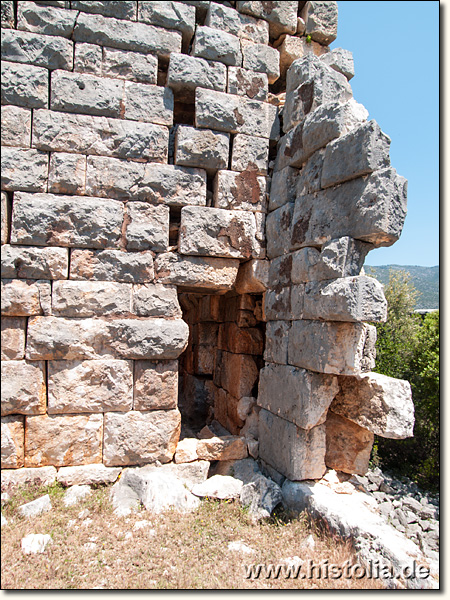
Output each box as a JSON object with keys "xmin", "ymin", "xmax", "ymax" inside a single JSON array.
[{"xmin": 306, "ymin": 34, "xmax": 312, "ymax": 43}]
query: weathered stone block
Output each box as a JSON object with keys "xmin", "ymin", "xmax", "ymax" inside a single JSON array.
[
  {"xmin": 241, "ymin": 40, "xmax": 280, "ymax": 84},
  {"xmin": 1, "ymin": 245, "xmax": 67, "ymax": 280},
  {"xmin": 278, "ymin": 35, "xmax": 328, "ymax": 80},
  {"xmin": 102, "ymin": 47, "xmax": 158, "ymax": 84},
  {"xmin": 234, "ymin": 259, "xmax": 269, "ymax": 294},
  {"xmin": 74, "ymin": 42, "xmax": 102, "ymax": 75},
  {"xmin": 1, "ymin": 29, "xmax": 73, "ymax": 70},
  {"xmin": 1, "ymin": 279, "xmax": 51, "ymax": 316},
  {"xmin": 294, "ymin": 148, "xmax": 325, "ymax": 195},
  {"xmin": 1, "ymin": 0, "xmax": 14, "ymax": 28},
  {"xmin": 274, "ymin": 121, "xmax": 308, "ymax": 172},
  {"xmin": 268, "ymin": 254, "xmax": 292, "ymax": 288},
  {"xmin": 126, "ymin": 202, "xmax": 169, "ymax": 252},
  {"xmin": 1, "ymin": 317, "xmax": 26, "ymax": 360},
  {"xmin": 1, "ymin": 148, "xmax": 48, "ymax": 193},
  {"xmin": 179, "ymin": 206, "xmax": 257, "ymax": 259},
  {"xmin": 231, "ymin": 134, "xmax": 269, "ymax": 175},
  {"xmin": 301, "ymin": 0, "xmax": 338, "ymax": 45},
  {"xmin": 217, "ymin": 351, "xmax": 258, "ymax": 399},
  {"xmin": 134, "ymin": 360, "xmax": 178, "ymax": 411},
  {"xmin": 167, "ymin": 53, "xmax": 226, "ymax": 100},
  {"xmin": 138, "ymin": 1, "xmax": 195, "ymax": 47},
  {"xmin": 155, "ymin": 252, "xmax": 239, "ymax": 291},
  {"xmin": 258, "ymin": 364, "xmax": 338, "ymax": 430},
  {"xmin": 56, "ymin": 464, "xmax": 122, "ymax": 486},
  {"xmin": 71, "ymin": 1, "xmax": 137, "ymax": 20},
  {"xmin": 321, "ymin": 120, "xmax": 391, "ymax": 188},
  {"xmin": 1, "ymin": 105, "xmax": 31, "ymax": 148},
  {"xmin": 124, "ymin": 82, "xmax": 173, "ymax": 126},
  {"xmin": 73, "ymin": 12, "xmax": 182, "ymax": 58},
  {"xmin": 266, "ymin": 202, "xmax": 293, "ymax": 259},
  {"xmin": 70, "ymin": 249, "xmax": 154, "ymax": 283},
  {"xmin": 1, "ymin": 360, "xmax": 46, "ymax": 415},
  {"xmin": 25, "ymin": 413, "xmax": 103, "ymax": 467},
  {"xmin": 52, "ymin": 281, "xmax": 132, "ymax": 317},
  {"xmin": 17, "ymin": 3, "xmax": 78, "ymax": 37},
  {"xmin": 268, "ymin": 167, "xmax": 299, "ymax": 211},
  {"xmin": 227, "ymin": 67, "xmax": 268, "ymax": 102},
  {"xmin": 321, "ymin": 47, "xmax": 355, "ymax": 80},
  {"xmin": 103, "ymin": 410, "xmax": 181, "ymax": 467},
  {"xmin": 196, "ymin": 436, "xmax": 248, "ymax": 461},
  {"xmin": 218, "ymin": 322, "xmax": 264, "ymax": 355},
  {"xmin": 1, "ymin": 416, "xmax": 24, "ymax": 469},
  {"xmin": 192, "ymin": 25, "xmax": 242, "ymax": 66},
  {"xmin": 1, "ymin": 466, "xmax": 58, "ymax": 490},
  {"xmin": 264, "ymin": 286, "xmax": 291, "ymax": 321},
  {"xmin": 288, "ymin": 320, "xmax": 376, "ymax": 375},
  {"xmin": 33, "ymin": 109, "xmax": 169, "ymax": 163},
  {"xmin": 264, "ymin": 321, "xmax": 290, "ymax": 365},
  {"xmin": 132, "ymin": 284, "xmax": 181, "ymax": 318},
  {"xmin": 175, "ymin": 126, "xmax": 230, "ymax": 171},
  {"xmin": 325, "ymin": 411, "xmax": 374, "ymax": 476},
  {"xmin": 48, "ymin": 152, "xmax": 86, "ymax": 195},
  {"xmin": 206, "ymin": 2, "xmax": 269, "ymax": 44},
  {"xmin": 11, "ymin": 192, "xmax": 124, "ymax": 249},
  {"xmin": 214, "ymin": 170, "xmax": 267, "ymax": 212},
  {"xmin": 259, "ymin": 409, "xmax": 326, "ymax": 481},
  {"xmin": 47, "ymin": 359, "xmax": 133, "ymax": 414},
  {"xmin": 1, "ymin": 61, "xmax": 48, "ymax": 109},
  {"xmin": 237, "ymin": 1, "xmax": 298, "ymax": 38},
  {"xmin": 331, "ymin": 373, "xmax": 414, "ymax": 439}
]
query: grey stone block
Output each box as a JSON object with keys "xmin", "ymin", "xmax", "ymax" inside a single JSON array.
[
  {"xmin": 241, "ymin": 39, "xmax": 280, "ymax": 84},
  {"xmin": 1, "ymin": 1, "xmax": 14, "ymax": 28},
  {"xmin": 1, "ymin": 61, "xmax": 48, "ymax": 109},
  {"xmin": 1, "ymin": 29, "xmax": 73, "ymax": 70},
  {"xmin": 175, "ymin": 126, "xmax": 230, "ymax": 171},
  {"xmin": 154, "ymin": 252, "xmax": 239, "ymax": 291},
  {"xmin": 48, "ymin": 152, "xmax": 87, "ymax": 195},
  {"xmin": 264, "ymin": 286, "xmax": 291, "ymax": 321},
  {"xmin": 124, "ymin": 82, "xmax": 173, "ymax": 126},
  {"xmin": 1, "ymin": 245, "xmax": 69, "ymax": 280},
  {"xmin": 266, "ymin": 202, "xmax": 294, "ymax": 259},
  {"xmin": 102, "ymin": 47, "xmax": 158, "ymax": 84},
  {"xmin": 1, "ymin": 148, "xmax": 48, "ymax": 193},
  {"xmin": 17, "ymin": 3, "xmax": 78, "ymax": 37},
  {"xmin": 74, "ymin": 42, "xmax": 102, "ymax": 75},
  {"xmin": 71, "ymin": 1, "xmax": 137, "ymax": 20},
  {"xmin": 321, "ymin": 47, "xmax": 355, "ymax": 80},
  {"xmin": 231, "ymin": 134, "xmax": 269, "ymax": 174},
  {"xmin": 227, "ymin": 67, "xmax": 268, "ymax": 102},
  {"xmin": 301, "ymin": 0, "xmax": 338, "ymax": 45},
  {"xmin": 206, "ymin": 2, "xmax": 269, "ymax": 44},
  {"xmin": 138, "ymin": 1, "xmax": 195, "ymax": 47},
  {"xmin": 125, "ymin": 202, "xmax": 169, "ymax": 252},
  {"xmin": 132, "ymin": 284, "xmax": 181, "ymax": 318},
  {"xmin": 167, "ymin": 53, "xmax": 227, "ymax": 101},
  {"xmin": 264, "ymin": 321, "xmax": 290, "ymax": 365},
  {"xmin": 213, "ymin": 169, "xmax": 267, "ymax": 212},
  {"xmin": 237, "ymin": 1, "xmax": 298, "ymax": 38},
  {"xmin": 192, "ymin": 25, "xmax": 242, "ymax": 67},
  {"xmin": 70, "ymin": 249, "xmax": 154, "ymax": 283},
  {"xmin": 52, "ymin": 281, "xmax": 132, "ymax": 317},
  {"xmin": 268, "ymin": 167, "xmax": 299, "ymax": 211},
  {"xmin": 1, "ymin": 105, "xmax": 32, "ymax": 148}
]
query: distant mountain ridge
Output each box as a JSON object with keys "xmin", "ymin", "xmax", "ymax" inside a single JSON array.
[{"xmin": 365, "ymin": 265, "xmax": 439, "ymax": 310}]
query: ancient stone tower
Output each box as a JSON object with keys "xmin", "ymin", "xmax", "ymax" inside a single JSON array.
[{"xmin": 1, "ymin": 1, "xmax": 414, "ymax": 485}]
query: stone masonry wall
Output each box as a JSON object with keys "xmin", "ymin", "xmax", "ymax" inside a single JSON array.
[{"xmin": 1, "ymin": 1, "xmax": 413, "ymax": 485}]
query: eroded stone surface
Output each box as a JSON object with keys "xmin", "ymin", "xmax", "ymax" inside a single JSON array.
[
  {"xmin": 214, "ymin": 170, "xmax": 267, "ymax": 212},
  {"xmin": 325, "ymin": 411, "xmax": 374, "ymax": 476},
  {"xmin": 1, "ymin": 360, "xmax": 46, "ymax": 416},
  {"xmin": 1, "ymin": 416, "xmax": 24, "ymax": 469},
  {"xmin": 1, "ymin": 148, "xmax": 48, "ymax": 192},
  {"xmin": 1, "ymin": 30, "xmax": 73, "ymax": 70},
  {"xmin": 155, "ymin": 252, "xmax": 239, "ymax": 291},
  {"xmin": 52, "ymin": 281, "xmax": 132, "ymax": 317},
  {"xmin": 70, "ymin": 249, "xmax": 154, "ymax": 283},
  {"xmin": 175, "ymin": 126, "xmax": 230, "ymax": 171},
  {"xmin": 1, "ymin": 317, "xmax": 26, "ymax": 360},
  {"xmin": 134, "ymin": 360, "xmax": 178, "ymax": 411},
  {"xmin": 167, "ymin": 53, "xmax": 226, "ymax": 100},
  {"xmin": 1, "ymin": 105, "xmax": 32, "ymax": 148},
  {"xmin": 57, "ymin": 464, "xmax": 122, "ymax": 487},
  {"xmin": 1, "ymin": 279, "xmax": 51, "ymax": 316},
  {"xmin": 192, "ymin": 26, "xmax": 242, "ymax": 67}
]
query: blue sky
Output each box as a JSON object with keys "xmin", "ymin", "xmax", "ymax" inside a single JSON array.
[{"xmin": 330, "ymin": 1, "xmax": 439, "ymax": 267}]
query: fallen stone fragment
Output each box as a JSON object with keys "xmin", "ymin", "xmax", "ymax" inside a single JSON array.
[
  {"xmin": 174, "ymin": 438, "xmax": 199, "ymax": 464},
  {"xmin": 191, "ymin": 475, "xmax": 244, "ymax": 499},
  {"xmin": 227, "ymin": 540, "xmax": 255, "ymax": 555},
  {"xmin": 63, "ymin": 485, "xmax": 92, "ymax": 507},
  {"xmin": 57, "ymin": 465, "xmax": 122, "ymax": 487},
  {"xmin": 110, "ymin": 479, "xmax": 141, "ymax": 517},
  {"xmin": 1, "ymin": 513, "xmax": 7, "ymax": 526},
  {"xmin": 196, "ymin": 436, "xmax": 248, "ymax": 462},
  {"xmin": 21, "ymin": 534, "xmax": 52, "ymax": 555},
  {"xmin": 240, "ymin": 473, "xmax": 283, "ymax": 520},
  {"xmin": 19, "ymin": 494, "xmax": 52, "ymax": 518}
]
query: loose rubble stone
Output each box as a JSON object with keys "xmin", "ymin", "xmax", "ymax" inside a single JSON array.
[
  {"xmin": 1, "ymin": 105, "xmax": 32, "ymax": 148},
  {"xmin": 102, "ymin": 47, "xmax": 158, "ymax": 84},
  {"xmin": 126, "ymin": 202, "xmax": 169, "ymax": 252},
  {"xmin": 63, "ymin": 485, "xmax": 92, "ymax": 507},
  {"xmin": 57, "ymin": 464, "xmax": 122, "ymax": 487},
  {"xmin": 1, "ymin": 279, "xmax": 51, "ymax": 316},
  {"xmin": 1, "ymin": 416, "xmax": 24, "ymax": 469},
  {"xmin": 52, "ymin": 281, "xmax": 132, "ymax": 317},
  {"xmin": 231, "ymin": 134, "xmax": 269, "ymax": 174},
  {"xmin": 103, "ymin": 410, "xmax": 181, "ymax": 467},
  {"xmin": 1, "ymin": 360, "xmax": 46, "ymax": 415},
  {"xmin": 19, "ymin": 494, "xmax": 52, "ymax": 518},
  {"xmin": 301, "ymin": 0, "xmax": 338, "ymax": 45},
  {"xmin": 191, "ymin": 474, "xmax": 243, "ymax": 499},
  {"xmin": 206, "ymin": 2, "xmax": 269, "ymax": 44},
  {"xmin": 1, "ymin": 466, "xmax": 57, "ymax": 490},
  {"xmin": 167, "ymin": 53, "xmax": 226, "ymax": 100},
  {"xmin": 321, "ymin": 47, "xmax": 355, "ymax": 80},
  {"xmin": 17, "ymin": 3, "xmax": 77, "ymax": 38},
  {"xmin": 234, "ymin": 259, "xmax": 269, "ymax": 294},
  {"xmin": 124, "ymin": 82, "xmax": 174, "ymax": 126},
  {"xmin": 138, "ymin": 1, "xmax": 195, "ymax": 47},
  {"xmin": 21, "ymin": 534, "xmax": 52, "ymax": 555},
  {"xmin": 192, "ymin": 25, "xmax": 242, "ymax": 67},
  {"xmin": 48, "ymin": 153, "xmax": 87, "ymax": 195},
  {"xmin": 228, "ymin": 540, "xmax": 255, "ymax": 554},
  {"xmin": 227, "ymin": 67, "xmax": 268, "ymax": 102},
  {"xmin": 1, "ymin": 29, "xmax": 73, "ymax": 70},
  {"xmin": 74, "ymin": 42, "xmax": 102, "ymax": 75},
  {"xmin": 175, "ymin": 126, "xmax": 230, "ymax": 171},
  {"xmin": 269, "ymin": 167, "xmax": 298, "ymax": 211},
  {"xmin": 1, "ymin": 317, "xmax": 26, "ymax": 360},
  {"xmin": 240, "ymin": 473, "xmax": 283, "ymax": 520},
  {"xmin": 109, "ymin": 478, "xmax": 141, "ymax": 516},
  {"xmin": 237, "ymin": 1, "xmax": 298, "ymax": 38},
  {"xmin": 1, "ymin": 148, "xmax": 48, "ymax": 193},
  {"xmin": 241, "ymin": 40, "xmax": 280, "ymax": 84},
  {"xmin": 134, "ymin": 360, "xmax": 178, "ymax": 411},
  {"xmin": 47, "ymin": 359, "xmax": 133, "ymax": 414},
  {"xmin": 174, "ymin": 438, "xmax": 200, "ymax": 464},
  {"xmin": 155, "ymin": 252, "xmax": 239, "ymax": 291},
  {"xmin": 196, "ymin": 436, "xmax": 248, "ymax": 461},
  {"xmin": 214, "ymin": 170, "xmax": 267, "ymax": 212},
  {"xmin": 70, "ymin": 249, "xmax": 154, "ymax": 283},
  {"xmin": 325, "ymin": 411, "xmax": 374, "ymax": 475}
]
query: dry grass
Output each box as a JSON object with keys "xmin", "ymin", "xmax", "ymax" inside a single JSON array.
[{"xmin": 1, "ymin": 481, "xmax": 384, "ymax": 590}]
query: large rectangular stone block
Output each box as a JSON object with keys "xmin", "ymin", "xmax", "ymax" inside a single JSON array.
[
  {"xmin": 167, "ymin": 53, "xmax": 226, "ymax": 101},
  {"xmin": 1, "ymin": 148, "xmax": 48, "ymax": 193},
  {"xmin": 320, "ymin": 47, "xmax": 355, "ymax": 80},
  {"xmin": 71, "ymin": 1, "xmax": 137, "ymax": 20},
  {"xmin": 134, "ymin": 360, "xmax": 178, "ymax": 411},
  {"xmin": 1, "ymin": 245, "xmax": 69, "ymax": 280},
  {"xmin": 325, "ymin": 411, "xmax": 373, "ymax": 476},
  {"xmin": 227, "ymin": 67, "xmax": 268, "ymax": 102},
  {"xmin": 302, "ymin": 0, "xmax": 338, "ymax": 45},
  {"xmin": 266, "ymin": 202, "xmax": 294, "ymax": 259},
  {"xmin": 234, "ymin": 258, "xmax": 269, "ymax": 294},
  {"xmin": 237, "ymin": 1, "xmax": 298, "ymax": 38},
  {"xmin": 48, "ymin": 152, "xmax": 87, "ymax": 195},
  {"xmin": 17, "ymin": 3, "xmax": 78, "ymax": 38},
  {"xmin": 52, "ymin": 281, "xmax": 132, "ymax": 317},
  {"xmin": 1, "ymin": 279, "xmax": 51, "ymax": 316},
  {"xmin": 175, "ymin": 126, "xmax": 230, "ymax": 171},
  {"xmin": 1, "ymin": 29, "xmax": 74, "ymax": 70},
  {"xmin": 288, "ymin": 320, "xmax": 377, "ymax": 375},
  {"xmin": 214, "ymin": 170, "xmax": 267, "ymax": 212},
  {"xmin": 1, "ymin": 105, "xmax": 32, "ymax": 148},
  {"xmin": 215, "ymin": 350, "xmax": 258, "ymax": 399},
  {"xmin": 125, "ymin": 202, "xmax": 169, "ymax": 252},
  {"xmin": 102, "ymin": 47, "xmax": 158, "ymax": 84},
  {"xmin": 1, "ymin": 416, "xmax": 24, "ymax": 469},
  {"xmin": 179, "ymin": 206, "xmax": 257, "ymax": 260},
  {"xmin": 154, "ymin": 252, "xmax": 239, "ymax": 291},
  {"xmin": 138, "ymin": 1, "xmax": 195, "ymax": 47},
  {"xmin": 206, "ymin": 3, "xmax": 269, "ymax": 44},
  {"xmin": 24, "ymin": 413, "xmax": 103, "ymax": 467},
  {"xmin": 70, "ymin": 249, "xmax": 154, "ymax": 283},
  {"xmin": 132, "ymin": 284, "xmax": 181, "ymax": 318},
  {"xmin": 47, "ymin": 359, "xmax": 133, "ymax": 414},
  {"xmin": 103, "ymin": 410, "xmax": 181, "ymax": 466},
  {"xmin": 124, "ymin": 82, "xmax": 174, "ymax": 125},
  {"xmin": 1, "ymin": 317, "xmax": 26, "ymax": 360},
  {"xmin": 74, "ymin": 41, "xmax": 102, "ymax": 75},
  {"xmin": 32, "ymin": 109, "xmax": 169, "ymax": 163},
  {"xmin": 10, "ymin": 192, "xmax": 124, "ymax": 249},
  {"xmin": 258, "ymin": 409, "xmax": 327, "ymax": 481},
  {"xmin": 269, "ymin": 167, "xmax": 299, "ymax": 212},
  {"xmin": 264, "ymin": 321, "xmax": 290, "ymax": 365},
  {"xmin": 1, "ymin": 360, "xmax": 46, "ymax": 416},
  {"xmin": 218, "ymin": 322, "xmax": 264, "ymax": 355},
  {"xmin": 1, "ymin": 61, "xmax": 48, "ymax": 109},
  {"xmin": 231, "ymin": 134, "xmax": 269, "ymax": 175},
  {"xmin": 192, "ymin": 25, "xmax": 242, "ymax": 66},
  {"xmin": 241, "ymin": 40, "xmax": 280, "ymax": 84}
]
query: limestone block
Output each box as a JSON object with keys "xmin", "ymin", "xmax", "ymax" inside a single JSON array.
[
  {"xmin": 266, "ymin": 202, "xmax": 294, "ymax": 259},
  {"xmin": 103, "ymin": 410, "xmax": 181, "ymax": 466},
  {"xmin": 274, "ymin": 121, "xmax": 308, "ymax": 172},
  {"xmin": 1, "ymin": 245, "xmax": 69, "ymax": 280},
  {"xmin": 264, "ymin": 286, "xmax": 291, "ymax": 322},
  {"xmin": 138, "ymin": 1, "xmax": 195, "ymax": 46},
  {"xmin": 10, "ymin": 192, "xmax": 124, "ymax": 249},
  {"xmin": 56, "ymin": 464, "xmax": 122, "ymax": 486},
  {"xmin": 179, "ymin": 206, "xmax": 257, "ymax": 260},
  {"xmin": 1, "ymin": 360, "xmax": 46, "ymax": 415},
  {"xmin": 124, "ymin": 82, "xmax": 173, "ymax": 126},
  {"xmin": 47, "ymin": 359, "xmax": 133, "ymax": 414},
  {"xmin": 214, "ymin": 170, "xmax": 267, "ymax": 212},
  {"xmin": 48, "ymin": 153, "xmax": 87, "ymax": 195},
  {"xmin": 71, "ymin": 1, "xmax": 137, "ymax": 20},
  {"xmin": 258, "ymin": 409, "xmax": 327, "ymax": 481},
  {"xmin": 1, "ymin": 416, "xmax": 24, "ymax": 469},
  {"xmin": 175, "ymin": 126, "xmax": 230, "ymax": 171},
  {"xmin": 231, "ymin": 134, "xmax": 269, "ymax": 175},
  {"xmin": 294, "ymin": 149, "xmax": 325, "ymax": 196},
  {"xmin": 1, "ymin": 29, "xmax": 74, "ymax": 70},
  {"xmin": 1, "ymin": 279, "xmax": 50, "ymax": 317},
  {"xmin": 196, "ymin": 436, "xmax": 248, "ymax": 461},
  {"xmin": 217, "ymin": 351, "xmax": 258, "ymax": 399},
  {"xmin": 258, "ymin": 364, "xmax": 338, "ymax": 430},
  {"xmin": 1, "ymin": 61, "xmax": 48, "ymax": 109},
  {"xmin": 1, "ymin": 106, "xmax": 31, "ymax": 148},
  {"xmin": 321, "ymin": 47, "xmax": 354, "ymax": 80},
  {"xmin": 52, "ymin": 281, "xmax": 132, "ymax": 317},
  {"xmin": 126, "ymin": 202, "xmax": 169, "ymax": 252},
  {"xmin": 321, "ymin": 121, "xmax": 391, "ymax": 188},
  {"xmin": 241, "ymin": 40, "xmax": 280, "ymax": 84},
  {"xmin": 155, "ymin": 252, "xmax": 239, "ymax": 291},
  {"xmin": 237, "ymin": 1, "xmax": 298, "ymax": 38},
  {"xmin": 102, "ymin": 47, "xmax": 158, "ymax": 84},
  {"xmin": 134, "ymin": 360, "xmax": 178, "ymax": 411},
  {"xmin": 268, "ymin": 254, "xmax": 292, "ymax": 288},
  {"xmin": 192, "ymin": 25, "xmax": 242, "ymax": 67},
  {"xmin": 132, "ymin": 284, "xmax": 181, "ymax": 318},
  {"xmin": 218, "ymin": 322, "xmax": 264, "ymax": 355},
  {"xmin": 301, "ymin": 0, "xmax": 338, "ymax": 45},
  {"xmin": 206, "ymin": 2, "xmax": 269, "ymax": 44},
  {"xmin": 1, "ymin": 148, "xmax": 48, "ymax": 193},
  {"xmin": 33, "ymin": 109, "xmax": 169, "ymax": 163},
  {"xmin": 291, "ymin": 168, "xmax": 408, "ymax": 249},
  {"xmin": 325, "ymin": 411, "xmax": 374, "ymax": 476},
  {"xmin": 73, "ymin": 12, "xmax": 182, "ymax": 58},
  {"xmin": 278, "ymin": 35, "xmax": 328, "ymax": 79},
  {"xmin": 1, "ymin": 466, "xmax": 57, "ymax": 489},
  {"xmin": 331, "ymin": 373, "xmax": 414, "ymax": 439},
  {"xmin": 234, "ymin": 259, "xmax": 269, "ymax": 294},
  {"xmin": 1, "ymin": 0, "xmax": 14, "ymax": 28},
  {"xmin": 1, "ymin": 317, "xmax": 26, "ymax": 360},
  {"xmin": 74, "ymin": 42, "xmax": 102, "ymax": 75},
  {"xmin": 196, "ymin": 88, "xmax": 280, "ymax": 140},
  {"xmin": 26, "ymin": 316, "xmax": 189, "ymax": 360},
  {"xmin": 25, "ymin": 413, "xmax": 103, "ymax": 467},
  {"xmin": 288, "ymin": 320, "xmax": 377, "ymax": 375},
  {"xmin": 167, "ymin": 53, "xmax": 226, "ymax": 101},
  {"xmin": 227, "ymin": 67, "xmax": 268, "ymax": 102},
  {"xmin": 268, "ymin": 167, "xmax": 299, "ymax": 211},
  {"xmin": 50, "ymin": 70, "xmax": 124, "ymax": 118},
  {"xmin": 70, "ymin": 249, "xmax": 154, "ymax": 283},
  {"xmin": 17, "ymin": 3, "xmax": 78, "ymax": 37},
  {"xmin": 264, "ymin": 321, "xmax": 290, "ymax": 365},
  {"xmin": 174, "ymin": 438, "xmax": 200, "ymax": 463}
]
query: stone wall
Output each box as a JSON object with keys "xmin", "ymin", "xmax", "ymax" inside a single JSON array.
[{"xmin": 1, "ymin": 1, "xmax": 413, "ymax": 484}]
